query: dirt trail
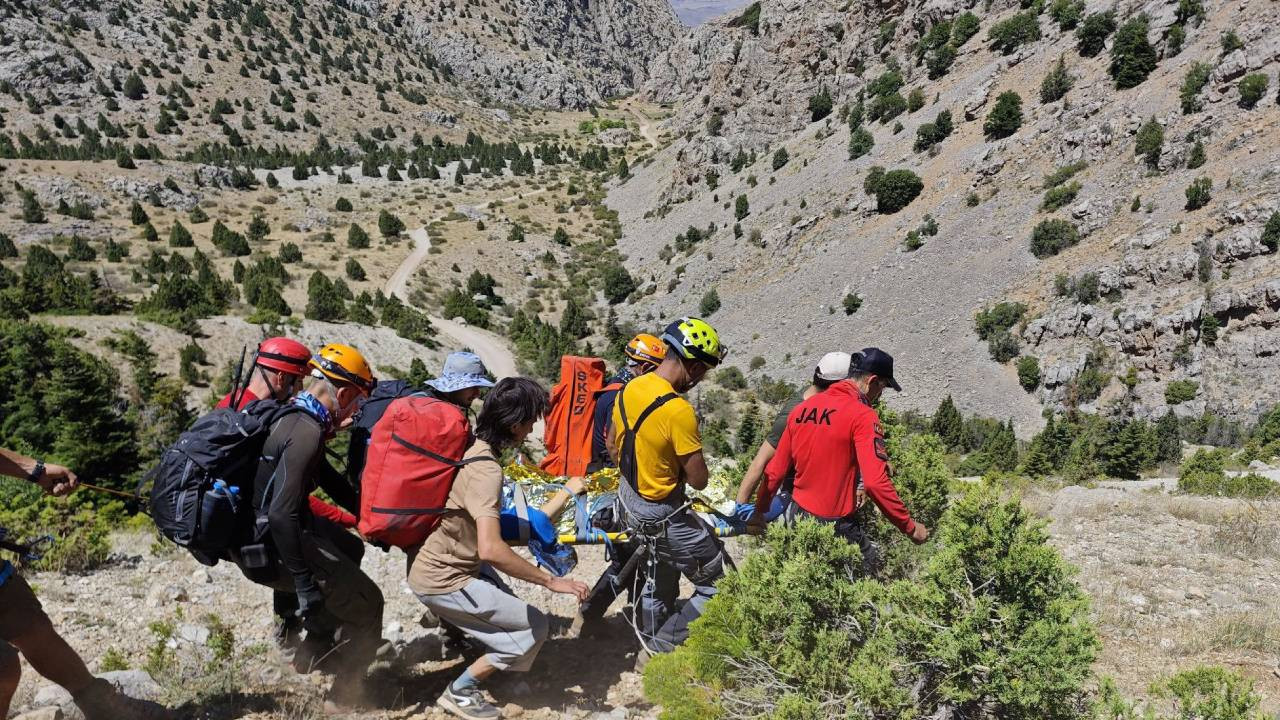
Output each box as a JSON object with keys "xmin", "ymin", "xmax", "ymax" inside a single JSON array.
[{"xmin": 629, "ymin": 107, "xmax": 658, "ymax": 147}]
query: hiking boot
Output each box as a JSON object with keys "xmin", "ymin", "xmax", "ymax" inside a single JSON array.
[
  {"xmin": 436, "ymin": 685, "xmax": 500, "ymax": 720},
  {"xmin": 74, "ymin": 678, "xmax": 174, "ymax": 720},
  {"xmin": 418, "ymin": 607, "xmax": 442, "ymax": 629}
]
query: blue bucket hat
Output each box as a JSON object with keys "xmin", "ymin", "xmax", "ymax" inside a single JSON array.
[{"xmin": 425, "ymin": 351, "xmax": 495, "ymax": 393}]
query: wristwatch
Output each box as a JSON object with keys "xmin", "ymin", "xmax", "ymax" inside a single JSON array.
[{"xmin": 26, "ymin": 460, "xmax": 45, "ymax": 484}]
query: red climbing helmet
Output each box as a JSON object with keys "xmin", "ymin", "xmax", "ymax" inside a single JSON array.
[{"xmin": 255, "ymin": 337, "xmax": 311, "ymax": 375}]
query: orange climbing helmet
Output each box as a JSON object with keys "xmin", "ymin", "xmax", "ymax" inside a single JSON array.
[
  {"xmin": 310, "ymin": 343, "xmax": 376, "ymax": 394},
  {"xmin": 625, "ymin": 333, "xmax": 667, "ymax": 369}
]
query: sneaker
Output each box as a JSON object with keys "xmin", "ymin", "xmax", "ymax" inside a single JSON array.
[{"xmin": 436, "ymin": 685, "xmax": 500, "ymax": 720}]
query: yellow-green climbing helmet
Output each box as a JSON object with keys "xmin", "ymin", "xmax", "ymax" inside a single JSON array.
[{"xmin": 661, "ymin": 317, "xmax": 727, "ymax": 367}]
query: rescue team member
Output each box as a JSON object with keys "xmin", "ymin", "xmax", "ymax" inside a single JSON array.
[
  {"xmin": 733, "ymin": 351, "xmax": 855, "ymax": 523},
  {"xmin": 575, "ymin": 333, "xmax": 667, "ymax": 634},
  {"xmin": 589, "ymin": 334, "xmax": 667, "ymax": 473},
  {"xmin": 409, "ymin": 378, "xmax": 590, "ymax": 720},
  {"xmin": 234, "ymin": 344, "xmax": 384, "ymax": 711},
  {"xmin": 749, "ymin": 349, "xmax": 930, "ymax": 571},
  {"xmin": 214, "ymin": 337, "xmax": 362, "ymax": 651},
  {"xmin": 610, "ymin": 317, "xmax": 728, "ymax": 656},
  {"xmin": 424, "ymin": 351, "xmax": 495, "ymax": 409},
  {"xmin": 0, "ymin": 449, "xmax": 172, "ymax": 720}
]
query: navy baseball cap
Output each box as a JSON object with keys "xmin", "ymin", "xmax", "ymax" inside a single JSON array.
[{"xmin": 851, "ymin": 347, "xmax": 901, "ymax": 391}]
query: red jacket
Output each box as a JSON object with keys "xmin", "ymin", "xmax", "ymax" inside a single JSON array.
[
  {"xmin": 218, "ymin": 390, "xmax": 358, "ymax": 530},
  {"xmin": 757, "ymin": 381, "xmax": 915, "ymax": 535}
]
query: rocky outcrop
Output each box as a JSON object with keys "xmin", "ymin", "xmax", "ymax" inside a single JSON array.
[{"xmin": 368, "ymin": 0, "xmax": 681, "ymax": 109}]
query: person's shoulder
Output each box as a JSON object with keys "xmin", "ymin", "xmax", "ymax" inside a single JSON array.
[{"xmin": 460, "ymin": 441, "xmax": 503, "ymax": 476}]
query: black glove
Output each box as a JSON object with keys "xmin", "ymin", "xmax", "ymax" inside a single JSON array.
[{"xmin": 296, "ymin": 586, "xmax": 326, "ymax": 619}]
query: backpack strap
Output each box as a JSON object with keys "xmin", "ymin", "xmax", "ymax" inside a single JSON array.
[
  {"xmin": 617, "ymin": 390, "xmax": 680, "ymax": 494},
  {"xmin": 391, "ymin": 434, "xmax": 498, "ymax": 470}
]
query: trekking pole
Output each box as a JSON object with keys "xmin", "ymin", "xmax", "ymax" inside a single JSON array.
[{"xmin": 77, "ymin": 482, "xmax": 142, "ymax": 501}]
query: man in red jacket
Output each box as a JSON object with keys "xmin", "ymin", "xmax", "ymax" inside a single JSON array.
[
  {"xmin": 216, "ymin": 337, "xmax": 362, "ymax": 651},
  {"xmin": 748, "ymin": 348, "xmax": 929, "ymax": 572}
]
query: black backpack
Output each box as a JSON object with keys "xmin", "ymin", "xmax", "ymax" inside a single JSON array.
[
  {"xmin": 346, "ymin": 379, "xmax": 434, "ymax": 487},
  {"xmin": 148, "ymin": 399, "xmax": 299, "ymax": 563}
]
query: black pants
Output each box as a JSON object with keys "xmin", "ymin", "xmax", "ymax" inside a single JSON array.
[{"xmin": 271, "ymin": 521, "xmax": 366, "ymax": 624}]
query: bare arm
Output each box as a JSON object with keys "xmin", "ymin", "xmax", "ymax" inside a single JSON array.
[
  {"xmin": 538, "ymin": 476, "xmax": 586, "ymax": 521},
  {"xmin": 477, "ymin": 516, "xmax": 589, "ymax": 600},
  {"xmin": 0, "ymin": 448, "xmax": 77, "ymax": 496},
  {"xmin": 735, "ymin": 440, "xmax": 777, "ymax": 505},
  {"xmin": 679, "ymin": 450, "xmax": 710, "ymax": 491}
]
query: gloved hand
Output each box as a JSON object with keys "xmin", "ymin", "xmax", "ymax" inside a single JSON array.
[
  {"xmin": 296, "ymin": 586, "xmax": 326, "ymax": 619},
  {"xmin": 733, "ymin": 502, "xmax": 756, "ymax": 522}
]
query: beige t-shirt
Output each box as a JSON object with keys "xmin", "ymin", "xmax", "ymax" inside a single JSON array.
[{"xmin": 407, "ymin": 440, "xmax": 502, "ymax": 595}]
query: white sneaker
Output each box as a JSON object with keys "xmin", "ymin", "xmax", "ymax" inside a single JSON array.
[{"xmin": 437, "ymin": 685, "xmax": 500, "ymax": 719}]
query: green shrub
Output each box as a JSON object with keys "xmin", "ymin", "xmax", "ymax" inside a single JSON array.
[
  {"xmin": 771, "ymin": 147, "xmax": 789, "ymax": 171},
  {"xmin": 1042, "ymin": 181, "xmax": 1081, "ymax": 211},
  {"xmin": 906, "ymin": 88, "xmax": 925, "ymax": 112},
  {"xmin": 842, "ymin": 292, "xmax": 862, "ymax": 315},
  {"xmin": 848, "ymin": 126, "xmax": 874, "ymax": 159},
  {"xmin": 1220, "ymin": 30, "xmax": 1244, "ymax": 54},
  {"xmin": 1185, "ymin": 176, "xmax": 1212, "ymax": 210},
  {"xmin": 913, "ymin": 110, "xmax": 953, "ymax": 152},
  {"xmin": 334, "ymin": 197, "xmax": 353, "ymax": 212},
  {"xmin": 988, "ymin": 11, "xmax": 1040, "ymax": 55},
  {"xmin": 347, "ymin": 223, "xmax": 370, "ymax": 249},
  {"xmin": 974, "ymin": 301, "xmax": 1027, "ymax": 340},
  {"xmin": 602, "ymin": 264, "xmax": 636, "ymax": 304},
  {"xmin": 1110, "ymin": 15, "xmax": 1158, "ymax": 89},
  {"xmin": 987, "ymin": 329, "xmax": 1021, "ymax": 363},
  {"xmin": 1030, "ymin": 219, "xmax": 1081, "ymax": 258},
  {"xmin": 807, "ymin": 87, "xmax": 833, "ymax": 122},
  {"xmin": 1179, "ymin": 471, "xmax": 1279, "ymax": 499},
  {"xmin": 1040, "ymin": 56, "xmax": 1075, "ymax": 103},
  {"xmin": 866, "ymin": 169, "xmax": 923, "ymax": 214},
  {"xmin": 646, "ymin": 483, "xmax": 1096, "ymax": 720},
  {"xmin": 1043, "ymin": 161, "xmax": 1087, "ymax": 189},
  {"xmin": 951, "ymin": 12, "xmax": 981, "ymax": 47},
  {"xmin": 1075, "ymin": 11, "xmax": 1116, "ymax": 57},
  {"xmin": 1238, "ymin": 73, "xmax": 1269, "ymax": 109},
  {"xmin": 1200, "ymin": 312, "xmax": 1219, "ymax": 345},
  {"xmin": 869, "ymin": 91, "xmax": 907, "ymax": 123},
  {"xmin": 1166, "ymin": 23, "xmax": 1186, "ymax": 55},
  {"xmin": 1261, "ymin": 212, "xmax": 1280, "ymax": 253},
  {"xmin": 728, "ymin": 1, "xmax": 761, "ymax": 35},
  {"xmin": 1187, "ymin": 140, "xmax": 1206, "ymax": 169},
  {"xmin": 717, "ymin": 366, "xmax": 747, "ymax": 390},
  {"xmin": 1180, "ymin": 62, "xmax": 1213, "ymax": 114},
  {"xmin": 699, "ymin": 288, "xmax": 721, "ymax": 316},
  {"xmin": 1165, "ymin": 379, "xmax": 1199, "ymax": 405},
  {"xmin": 1017, "ymin": 355, "xmax": 1041, "ymax": 390},
  {"xmin": 983, "ymin": 91, "xmax": 1023, "ymax": 140},
  {"xmin": 1135, "ymin": 117, "xmax": 1164, "ymax": 169},
  {"xmin": 1049, "ymin": 0, "xmax": 1085, "ymax": 30}
]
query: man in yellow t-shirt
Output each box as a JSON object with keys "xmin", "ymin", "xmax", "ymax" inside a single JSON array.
[{"xmin": 610, "ymin": 317, "xmax": 727, "ymax": 656}]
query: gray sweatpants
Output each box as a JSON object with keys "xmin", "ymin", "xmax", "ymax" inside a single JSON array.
[
  {"xmin": 619, "ymin": 482, "xmax": 725, "ymax": 654},
  {"xmin": 418, "ymin": 574, "xmax": 549, "ymax": 672}
]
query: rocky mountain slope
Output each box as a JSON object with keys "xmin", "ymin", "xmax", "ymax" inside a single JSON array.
[
  {"xmin": 344, "ymin": 0, "xmax": 680, "ymax": 109},
  {"xmin": 611, "ymin": 0, "xmax": 1280, "ymax": 433}
]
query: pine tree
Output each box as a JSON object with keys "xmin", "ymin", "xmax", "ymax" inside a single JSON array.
[
  {"xmin": 984, "ymin": 92, "xmax": 1023, "ymax": 139},
  {"xmin": 1040, "ymin": 56, "xmax": 1074, "ymax": 103},
  {"xmin": 616, "ymin": 157, "xmax": 629, "ymax": 179},
  {"xmin": 122, "ymin": 72, "xmax": 146, "ymax": 100},
  {"xmin": 1134, "ymin": 117, "xmax": 1164, "ymax": 169},
  {"xmin": 735, "ymin": 194, "xmax": 750, "ymax": 220},
  {"xmin": 736, "ymin": 402, "xmax": 762, "ymax": 453},
  {"xmin": 305, "ymin": 271, "xmax": 346, "ymax": 321},
  {"xmin": 247, "ymin": 213, "xmax": 270, "ymax": 242},
  {"xmin": 130, "ymin": 200, "xmax": 149, "ymax": 226},
  {"xmin": 21, "ymin": 191, "xmax": 46, "ymax": 224},
  {"xmin": 453, "ymin": 164, "xmax": 464, "ymax": 185},
  {"xmin": 931, "ymin": 395, "xmax": 965, "ymax": 450},
  {"xmin": 345, "ymin": 258, "xmax": 366, "ymax": 281},
  {"xmin": 378, "ymin": 210, "xmax": 405, "ymax": 238},
  {"xmin": 1156, "ymin": 411, "xmax": 1182, "ymax": 464},
  {"xmin": 553, "ymin": 227, "xmax": 570, "ymax": 246},
  {"xmin": 984, "ymin": 420, "xmax": 1019, "ymax": 471},
  {"xmin": 1110, "ymin": 15, "xmax": 1158, "ymax": 89},
  {"xmin": 559, "ymin": 297, "xmax": 589, "ymax": 339},
  {"xmin": 168, "ymin": 222, "xmax": 193, "ymax": 247},
  {"xmin": 348, "ymin": 223, "xmax": 370, "ymax": 249}
]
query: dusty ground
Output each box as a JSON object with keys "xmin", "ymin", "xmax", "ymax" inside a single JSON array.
[{"xmin": 8, "ymin": 480, "xmax": 1280, "ymax": 718}]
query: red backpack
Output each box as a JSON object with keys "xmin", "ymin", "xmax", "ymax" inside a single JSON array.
[
  {"xmin": 540, "ymin": 356, "xmax": 607, "ymax": 478},
  {"xmin": 358, "ymin": 395, "xmax": 494, "ymax": 548}
]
